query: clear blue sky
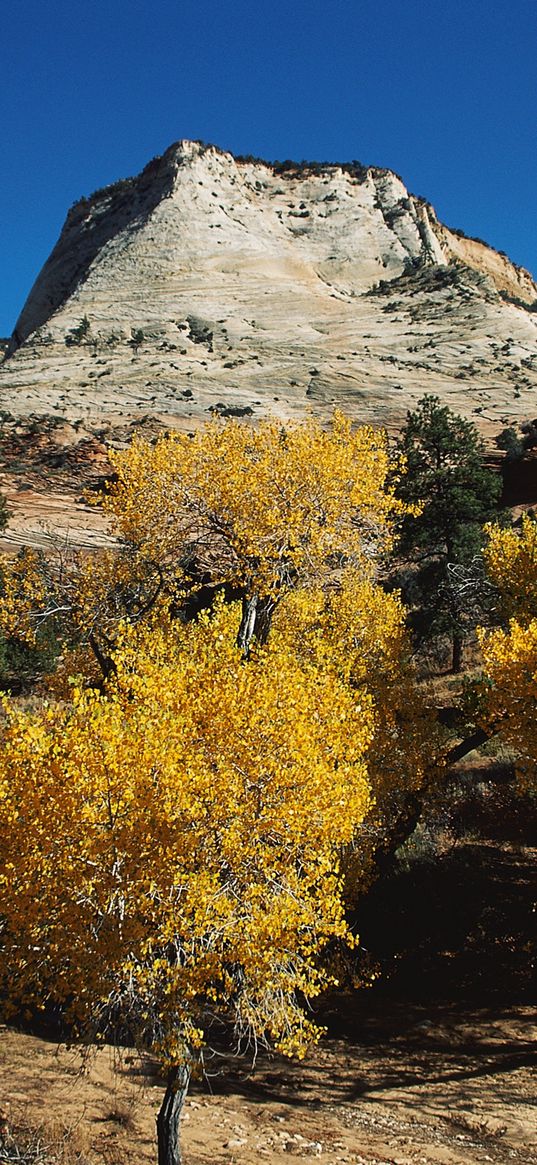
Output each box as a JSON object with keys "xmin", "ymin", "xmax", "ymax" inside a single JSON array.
[{"xmin": 2, "ymin": 0, "xmax": 536, "ymax": 335}]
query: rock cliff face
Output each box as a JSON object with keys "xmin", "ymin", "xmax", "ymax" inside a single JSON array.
[{"xmin": 2, "ymin": 140, "xmax": 537, "ymax": 434}]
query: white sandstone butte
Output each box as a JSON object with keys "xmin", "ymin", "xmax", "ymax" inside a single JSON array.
[{"xmin": 1, "ymin": 139, "xmax": 537, "ymax": 434}]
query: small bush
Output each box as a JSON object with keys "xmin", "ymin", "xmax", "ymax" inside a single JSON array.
[
  {"xmin": 65, "ymin": 317, "xmax": 91, "ymax": 347},
  {"xmin": 496, "ymin": 427, "xmax": 524, "ymax": 460}
]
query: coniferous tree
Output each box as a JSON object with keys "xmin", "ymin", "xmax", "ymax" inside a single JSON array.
[
  {"xmin": 0, "ymin": 492, "xmax": 8, "ymax": 532},
  {"xmin": 394, "ymin": 395, "xmax": 501, "ymax": 670}
]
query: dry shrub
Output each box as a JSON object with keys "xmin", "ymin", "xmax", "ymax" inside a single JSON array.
[
  {"xmin": 0, "ymin": 1115, "xmax": 90, "ymax": 1165},
  {"xmin": 101, "ymin": 1102, "xmax": 137, "ymax": 1133}
]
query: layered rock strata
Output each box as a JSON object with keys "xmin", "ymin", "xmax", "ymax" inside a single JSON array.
[{"xmin": 2, "ymin": 140, "xmax": 536, "ymax": 435}]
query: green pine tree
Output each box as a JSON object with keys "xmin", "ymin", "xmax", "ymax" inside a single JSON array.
[
  {"xmin": 0, "ymin": 493, "xmax": 8, "ymax": 532},
  {"xmin": 394, "ymin": 395, "xmax": 501, "ymax": 671}
]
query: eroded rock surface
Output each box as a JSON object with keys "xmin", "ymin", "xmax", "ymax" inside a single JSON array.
[{"xmin": 2, "ymin": 140, "xmax": 537, "ymax": 435}]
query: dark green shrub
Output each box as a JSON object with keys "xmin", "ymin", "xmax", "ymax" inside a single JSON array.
[{"xmin": 65, "ymin": 316, "xmax": 91, "ymax": 346}]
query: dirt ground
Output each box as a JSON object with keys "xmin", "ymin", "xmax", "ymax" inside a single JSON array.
[
  {"xmin": 1, "ymin": 995, "xmax": 535, "ymax": 1165},
  {"xmin": 1, "ymin": 836, "xmax": 535, "ymax": 1165}
]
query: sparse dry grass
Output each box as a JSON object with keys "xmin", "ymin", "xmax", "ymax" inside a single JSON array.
[{"xmin": 0, "ymin": 1115, "xmax": 92, "ymax": 1165}]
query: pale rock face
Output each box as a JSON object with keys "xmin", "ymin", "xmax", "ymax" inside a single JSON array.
[{"xmin": 2, "ymin": 140, "xmax": 537, "ymax": 436}]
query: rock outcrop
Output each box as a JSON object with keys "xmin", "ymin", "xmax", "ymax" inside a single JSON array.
[{"xmin": 2, "ymin": 140, "xmax": 537, "ymax": 435}]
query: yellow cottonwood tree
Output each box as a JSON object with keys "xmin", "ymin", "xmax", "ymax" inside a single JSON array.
[
  {"xmin": 0, "ymin": 414, "xmax": 427, "ymax": 1164},
  {"xmin": 0, "ymin": 414, "xmax": 405, "ymax": 669},
  {"xmin": 479, "ymin": 619, "xmax": 537, "ymax": 792},
  {"xmin": 104, "ymin": 413, "xmax": 400, "ymax": 590},
  {"xmin": 0, "ymin": 603, "xmax": 373, "ymax": 1164},
  {"xmin": 102, "ymin": 413, "xmax": 407, "ymax": 653},
  {"xmin": 483, "ymin": 514, "xmax": 537, "ymax": 622},
  {"xmin": 479, "ymin": 515, "xmax": 537, "ymax": 791}
]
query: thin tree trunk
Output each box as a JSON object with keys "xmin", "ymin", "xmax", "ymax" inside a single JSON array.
[
  {"xmin": 237, "ymin": 595, "xmax": 258, "ymax": 656},
  {"xmin": 156, "ymin": 1063, "xmax": 191, "ymax": 1165},
  {"xmin": 88, "ymin": 632, "xmax": 117, "ymax": 682},
  {"xmin": 451, "ymin": 630, "xmax": 464, "ymax": 673},
  {"xmin": 444, "ymin": 726, "xmax": 491, "ymax": 768},
  {"xmin": 370, "ymin": 724, "xmax": 496, "ymax": 879}
]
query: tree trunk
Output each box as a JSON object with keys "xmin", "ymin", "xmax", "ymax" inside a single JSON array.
[
  {"xmin": 451, "ymin": 630, "xmax": 463, "ymax": 673},
  {"xmin": 156, "ymin": 1063, "xmax": 191, "ymax": 1165},
  {"xmin": 370, "ymin": 726, "xmax": 495, "ymax": 880},
  {"xmin": 88, "ymin": 632, "xmax": 117, "ymax": 682},
  {"xmin": 237, "ymin": 595, "xmax": 258, "ymax": 656},
  {"xmin": 253, "ymin": 596, "xmax": 277, "ymax": 645},
  {"xmin": 237, "ymin": 595, "xmax": 277, "ymax": 655},
  {"xmin": 444, "ymin": 726, "xmax": 492, "ymax": 768}
]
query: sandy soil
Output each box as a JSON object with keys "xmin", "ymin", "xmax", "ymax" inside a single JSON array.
[
  {"xmin": 2, "ymin": 830, "xmax": 536, "ymax": 1165},
  {"xmin": 1, "ymin": 994, "xmax": 535, "ymax": 1165}
]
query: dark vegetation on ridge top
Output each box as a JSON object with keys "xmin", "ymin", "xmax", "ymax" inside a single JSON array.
[{"xmin": 65, "ymin": 139, "xmax": 537, "ymax": 285}]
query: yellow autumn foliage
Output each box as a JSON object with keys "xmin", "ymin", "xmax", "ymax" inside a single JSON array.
[
  {"xmin": 479, "ymin": 618, "xmax": 537, "ymax": 792},
  {"xmin": 0, "ymin": 602, "xmax": 374, "ymax": 1061},
  {"xmin": 273, "ymin": 572, "xmax": 430, "ymax": 887},
  {"xmin": 103, "ymin": 413, "xmax": 405, "ymax": 596},
  {"xmin": 483, "ymin": 514, "xmax": 537, "ymax": 623},
  {"xmin": 0, "ymin": 414, "xmax": 431, "ymax": 1070},
  {"xmin": 0, "ymin": 414, "xmax": 409, "ymax": 676},
  {"xmin": 479, "ymin": 515, "xmax": 537, "ymax": 791},
  {"xmin": 0, "ymin": 547, "xmax": 49, "ymax": 645},
  {"xmin": 0, "ymin": 544, "xmax": 164, "ymax": 653}
]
